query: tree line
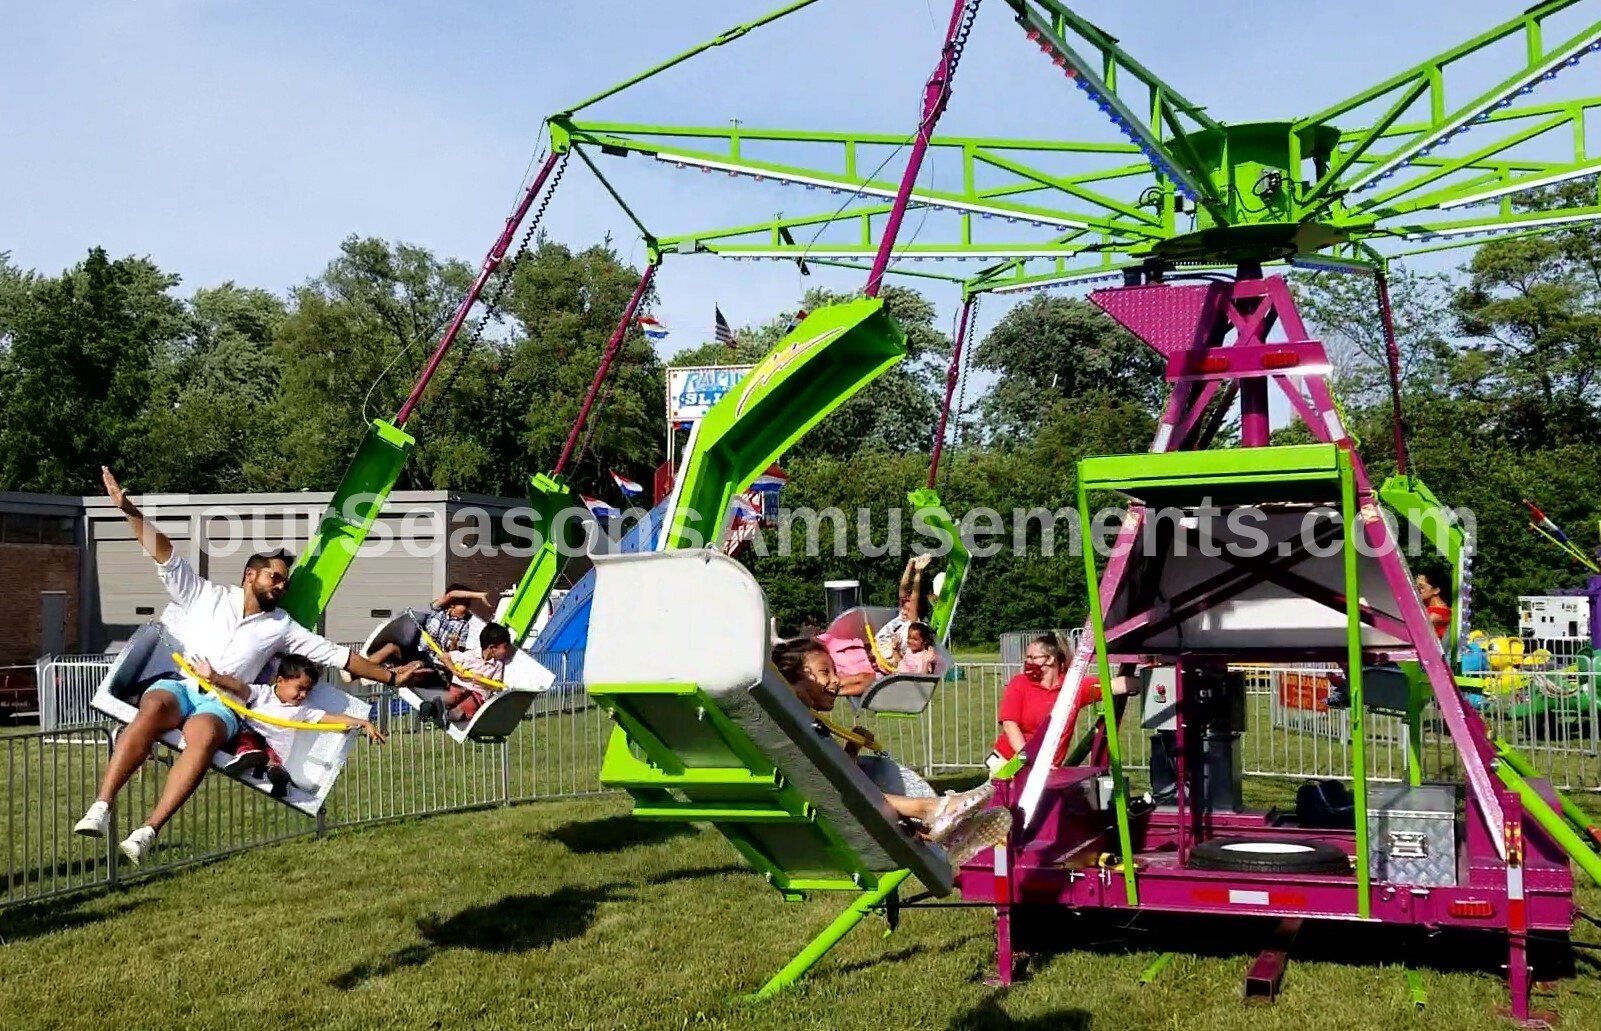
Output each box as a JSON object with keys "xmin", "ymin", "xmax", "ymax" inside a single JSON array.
[{"xmin": 2, "ymin": 184, "xmax": 1598, "ymax": 642}]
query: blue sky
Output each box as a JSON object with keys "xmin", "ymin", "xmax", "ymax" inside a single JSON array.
[{"xmin": 3, "ymin": 0, "xmax": 1592, "ymax": 379}]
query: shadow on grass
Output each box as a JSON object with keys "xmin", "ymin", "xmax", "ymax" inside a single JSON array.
[
  {"xmin": 543, "ymin": 815, "xmax": 695, "ymax": 854},
  {"xmin": 0, "ymin": 894, "xmax": 154, "ymax": 944},
  {"xmin": 645, "ymin": 864, "xmax": 749, "ymax": 887},
  {"xmin": 331, "ymin": 883, "xmax": 628, "ymax": 990},
  {"xmin": 948, "ymin": 998, "xmax": 1092, "ymax": 1030}
]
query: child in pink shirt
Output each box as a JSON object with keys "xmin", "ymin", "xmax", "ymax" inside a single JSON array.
[{"xmin": 895, "ymin": 622, "xmax": 937, "ymax": 675}]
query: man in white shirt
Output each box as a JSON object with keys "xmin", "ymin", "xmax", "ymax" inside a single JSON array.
[{"xmin": 75, "ymin": 466, "xmax": 419, "ymax": 863}]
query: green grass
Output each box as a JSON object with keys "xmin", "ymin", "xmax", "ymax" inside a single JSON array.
[{"xmin": 4, "ymin": 792, "xmax": 1601, "ymax": 1031}]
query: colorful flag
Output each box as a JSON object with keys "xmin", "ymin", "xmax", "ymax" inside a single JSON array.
[
  {"xmin": 715, "ymin": 306, "xmax": 737, "ymax": 349},
  {"xmin": 636, "ymin": 315, "xmax": 669, "ymax": 343},
  {"xmin": 581, "ymin": 495, "xmax": 619, "ymax": 518},
  {"xmin": 610, "ymin": 471, "xmax": 644, "ymax": 496},
  {"xmin": 782, "ymin": 308, "xmax": 810, "ymax": 335},
  {"xmin": 751, "ymin": 466, "xmax": 788, "ymax": 491}
]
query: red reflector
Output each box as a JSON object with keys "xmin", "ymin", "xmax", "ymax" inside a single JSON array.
[
  {"xmin": 1263, "ymin": 351, "xmax": 1299, "ymax": 369},
  {"xmin": 1450, "ymin": 900, "xmax": 1494, "ymax": 918},
  {"xmin": 1199, "ymin": 356, "xmax": 1230, "ymax": 373},
  {"xmin": 1193, "ymin": 888, "xmax": 1227, "ymax": 904},
  {"xmin": 1026, "ymin": 28, "xmax": 1041, "ymax": 40},
  {"xmin": 1052, "ymin": 55, "xmax": 1066, "ymax": 66}
]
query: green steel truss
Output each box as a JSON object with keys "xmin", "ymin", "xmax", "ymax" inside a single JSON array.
[{"xmin": 541, "ymin": 0, "xmax": 1601, "ymax": 298}]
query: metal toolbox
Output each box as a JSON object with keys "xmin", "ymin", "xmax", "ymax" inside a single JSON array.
[{"xmin": 1367, "ymin": 783, "xmax": 1458, "ymax": 887}]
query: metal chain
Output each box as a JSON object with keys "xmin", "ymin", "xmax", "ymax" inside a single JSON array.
[
  {"xmin": 953, "ymin": 292, "xmax": 979, "ymax": 453},
  {"xmin": 425, "ymin": 152, "xmax": 571, "ymax": 412}
]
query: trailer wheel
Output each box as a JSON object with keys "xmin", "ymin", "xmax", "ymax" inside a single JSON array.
[{"xmin": 1187, "ymin": 838, "xmax": 1351, "ymax": 875}]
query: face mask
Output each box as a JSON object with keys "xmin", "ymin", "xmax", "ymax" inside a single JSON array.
[{"xmin": 1023, "ymin": 661, "xmax": 1045, "ymax": 682}]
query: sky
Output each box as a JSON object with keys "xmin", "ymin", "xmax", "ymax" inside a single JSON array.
[{"xmin": 3, "ymin": 0, "xmax": 1595, "ymax": 419}]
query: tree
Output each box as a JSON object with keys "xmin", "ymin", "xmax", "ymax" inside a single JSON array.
[
  {"xmin": 0, "ymin": 249, "xmax": 184, "ymax": 493},
  {"xmin": 269, "ymin": 237, "xmax": 474, "ymax": 490},
  {"xmin": 972, "ymin": 294, "xmax": 1165, "ymax": 445},
  {"xmin": 1295, "ymin": 265, "xmax": 1455, "ymax": 406},
  {"xmin": 1450, "ymin": 181, "xmax": 1601, "ymax": 448},
  {"xmin": 141, "ymin": 284, "xmax": 288, "ymax": 492},
  {"xmin": 489, "ymin": 240, "xmax": 666, "ymax": 498}
]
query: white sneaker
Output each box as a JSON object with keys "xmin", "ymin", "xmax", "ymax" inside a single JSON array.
[
  {"xmin": 119, "ymin": 826, "xmax": 156, "ymax": 866},
  {"xmin": 74, "ymin": 800, "xmax": 110, "ymax": 838},
  {"xmin": 928, "ymin": 782, "xmax": 996, "ymax": 842}
]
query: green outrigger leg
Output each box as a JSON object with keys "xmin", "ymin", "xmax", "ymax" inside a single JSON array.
[
  {"xmin": 908, "ymin": 487, "xmax": 970, "ymax": 648},
  {"xmin": 662, "ymin": 298, "xmax": 905, "ymax": 551},
  {"xmin": 280, "ymin": 419, "xmax": 415, "ymax": 627},
  {"xmin": 591, "ymin": 680, "xmax": 914, "ymax": 993},
  {"xmin": 499, "ymin": 472, "xmax": 583, "ymax": 643},
  {"xmin": 1494, "ymin": 737, "xmax": 1601, "ymax": 880}
]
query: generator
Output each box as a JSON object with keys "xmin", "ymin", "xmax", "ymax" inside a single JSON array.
[
  {"xmin": 1142, "ymin": 665, "xmax": 1247, "ymax": 813},
  {"xmin": 1519, "ymin": 595, "xmax": 1590, "ymax": 643}
]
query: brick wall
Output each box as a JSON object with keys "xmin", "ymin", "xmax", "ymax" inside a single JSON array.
[
  {"xmin": 447, "ymin": 548, "xmax": 534, "ymax": 623},
  {"xmin": 0, "ymin": 543, "xmax": 81, "ymax": 715},
  {"xmin": 0, "ymin": 543, "xmax": 80, "ymax": 665}
]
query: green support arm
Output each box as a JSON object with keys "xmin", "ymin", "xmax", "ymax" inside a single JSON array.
[
  {"xmin": 499, "ymin": 472, "xmax": 584, "ymax": 644},
  {"xmin": 279, "ymin": 419, "xmax": 415, "ymax": 627}
]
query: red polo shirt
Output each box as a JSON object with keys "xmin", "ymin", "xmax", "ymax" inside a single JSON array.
[{"xmin": 993, "ymin": 672, "xmax": 1097, "ymax": 760}]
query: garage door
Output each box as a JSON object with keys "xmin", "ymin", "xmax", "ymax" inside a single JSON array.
[
  {"xmin": 324, "ymin": 544, "xmax": 435, "ymax": 646},
  {"xmin": 95, "ymin": 538, "xmax": 183, "ymax": 649}
]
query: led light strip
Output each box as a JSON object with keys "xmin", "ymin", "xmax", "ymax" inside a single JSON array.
[
  {"xmin": 651, "ymin": 153, "xmax": 1089, "ymax": 229},
  {"xmin": 1348, "ymin": 33, "xmax": 1601, "ymax": 195},
  {"xmin": 1439, "ymin": 160, "xmax": 1601, "ymax": 209},
  {"xmin": 1017, "ymin": 19, "xmax": 1207, "ymax": 206},
  {"xmin": 1402, "ymin": 210, "xmax": 1601, "ymax": 240},
  {"xmin": 989, "ymin": 268, "xmax": 1130, "ymax": 294},
  {"xmin": 1287, "ymin": 254, "xmax": 1378, "ymax": 276}
]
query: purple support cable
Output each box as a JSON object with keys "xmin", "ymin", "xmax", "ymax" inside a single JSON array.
[
  {"xmin": 554, "ymin": 263, "xmax": 658, "ymax": 477},
  {"xmin": 395, "ymin": 151, "xmax": 562, "ymax": 427},
  {"xmin": 927, "ymin": 296, "xmax": 974, "ymax": 488},
  {"xmin": 864, "ymin": 0, "xmax": 974, "ymax": 298}
]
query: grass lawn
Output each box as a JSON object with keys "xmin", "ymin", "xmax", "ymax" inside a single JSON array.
[{"xmin": 5, "ymin": 792, "xmax": 1601, "ymax": 1031}]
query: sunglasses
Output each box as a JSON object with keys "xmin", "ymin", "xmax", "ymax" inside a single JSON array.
[{"xmin": 258, "ymin": 570, "xmax": 289, "ymax": 586}]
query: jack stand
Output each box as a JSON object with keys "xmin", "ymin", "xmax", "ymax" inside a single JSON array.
[{"xmin": 1244, "ymin": 918, "xmax": 1301, "ymax": 1002}]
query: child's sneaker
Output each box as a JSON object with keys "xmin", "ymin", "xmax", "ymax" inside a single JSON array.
[
  {"xmin": 224, "ymin": 745, "xmax": 267, "ymax": 775},
  {"xmin": 938, "ymin": 808, "xmax": 1011, "ymax": 866},
  {"xmin": 928, "ymin": 782, "xmax": 996, "ymax": 841},
  {"xmin": 267, "ymin": 765, "xmax": 292, "ymax": 800},
  {"xmin": 74, "ymin": 800, "xmax": 111, "ymax": 838},
  {"xmin": 119, "ymin": 826, "xmax": 156, "ymax": 866}
]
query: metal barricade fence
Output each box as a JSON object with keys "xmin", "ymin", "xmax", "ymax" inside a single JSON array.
[
  {"xmin": 9, "ymin": 654, "xmax": 1601, "ymax": 913},
  {"xmin": 37, "ymin": 654, "xmax": 117, "ymax": 732}
]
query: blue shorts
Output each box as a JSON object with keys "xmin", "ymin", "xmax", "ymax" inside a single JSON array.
[{"xmin": 144, "ymin": 677, "xmax": 241, "ymax": 738}]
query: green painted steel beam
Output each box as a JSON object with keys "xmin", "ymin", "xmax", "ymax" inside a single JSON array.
[
  {"xmin": 1336, "ymin": 14, "xmax": 1601, "ymax": 195},
  {"xmin": 1297, "ymin": 1, "xmax": 1586, "ymax": 130},
  {"xmin": 1341, "ymin": 449, "xmax": 1372, "ymax": 921},
  {"xmin": 752, "ymin": 869, "xmax": 911, "ymax": 999},
  {"xmin": 558, "ymin": 0, "xmax": 829, "ymax": 116},
  {"xmin": 1007, "ymin": 4, "xmax": 1225, "ymax": 220},
  {"xmin": 499, "ymin": 472, "xmax": 582, "ymax": 644},
  {"xmin": 1025, "ymin": 0, "xmax": 1219, "ymax": 132},
  {"xmin": 280, "ymin": 419, "xmax": 414, "ymax": 627},
  {"xmin": 1303, "ymin": 80, "xmax": 1429, "ymax": 210},
  {"xmin": 563, "ymin": 125, "xmax": 1151, "ymax": 239}
]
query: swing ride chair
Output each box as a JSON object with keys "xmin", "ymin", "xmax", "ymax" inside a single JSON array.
[
  {"xmin": 823, "ymin": 603, "xmax": 954, "ymax": 716},
  {"xmin": 359, "ymin": 609, "xmax": 556, "ymax": 744},
  {"xmin": 90, "ymin": 617, "xmax": 370, "ymax": 817},
  {"xmin": 585, "ymin": 549, "xmax": 955, "ymax": 999}
]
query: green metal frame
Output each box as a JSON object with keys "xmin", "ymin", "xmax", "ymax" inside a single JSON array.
[
  {"xmin": 498, "ymin": 472, "xmax": 582, "ymax": 643},
  {"xmin": 1074, "ymin": 444, "xmax": 1373, "ymax": 914},
  {"xmin": 280, "ymin": 419, "xmax": 415, "ymax": 627},
  {"xmin": 588, "ymin": 678, "xmax": 914, "ymax": 992},
  {"xmin": 908, "ymin": 487, "xmax": 970, "ymax": 648},
  {"xmin": 529, "ymin": 0, "xmax": 1601, "ymax": 300}
]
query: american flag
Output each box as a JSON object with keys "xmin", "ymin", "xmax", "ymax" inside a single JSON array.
[{"xmin": 714, "ymin": 305, "xmax": 737, "ymax": 349}]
